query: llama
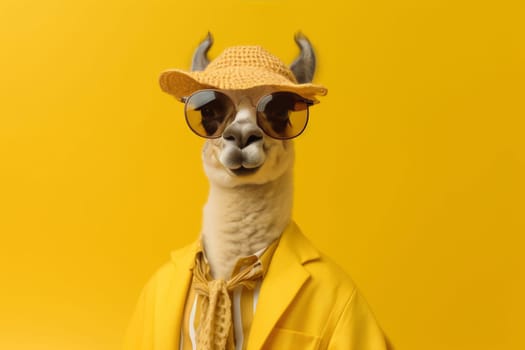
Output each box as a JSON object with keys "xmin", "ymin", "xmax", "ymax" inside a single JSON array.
[{"xmin": 125, "ymin": 33, "xmax": 390, "ymax": 350}]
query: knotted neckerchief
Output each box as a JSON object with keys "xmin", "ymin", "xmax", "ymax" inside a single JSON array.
[{"xmin": 192, "ymin": 252, "xmax": 264, "ymax": 350}]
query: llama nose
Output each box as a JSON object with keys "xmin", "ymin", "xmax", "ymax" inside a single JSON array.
[{"xmin": 222, "ymin": 123, "xmax": 263, "ymax": 148}]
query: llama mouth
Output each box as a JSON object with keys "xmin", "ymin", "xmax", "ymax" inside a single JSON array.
[{"xmin": 231, "ymin": 166, "xmax": 260, "ymax": 176}]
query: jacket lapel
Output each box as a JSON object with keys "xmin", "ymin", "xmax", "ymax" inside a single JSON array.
[{"xmin": 247, "ymin": 222, "xmax": 320, "ymax": 350}]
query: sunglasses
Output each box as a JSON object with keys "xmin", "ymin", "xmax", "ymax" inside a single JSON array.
[{"xmin": 181, "ymin": 89, "xmax": 315, "ymax": 140}]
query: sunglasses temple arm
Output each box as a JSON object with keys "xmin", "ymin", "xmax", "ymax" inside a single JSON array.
[{"xmin": 302, "ymin": 97, "xmax": 317, "ymax": 105}]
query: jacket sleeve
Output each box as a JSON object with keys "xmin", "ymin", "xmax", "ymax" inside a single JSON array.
[
  {"xmin": 123, "ymin": 277, "xmax": 157, "ymax": 350},
  {"xmin": 327, "ymin": 289, "xmax": 392, "ymax": 350}
]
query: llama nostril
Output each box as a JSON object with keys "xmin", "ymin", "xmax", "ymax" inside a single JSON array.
[
  {"xmin": 222, "ymin": 128, "xmax": 237, "ymax": 143},
  {"xmin": 223, "ymin": 128, "xmax": 262, "ymax": 148},
  {"xmin": 245, "ymin": 134, "xmax": 262, "ymax": 147},
  {"xmin": 223, "ymin": 123, "xmax": 263, "ymax": 148}
]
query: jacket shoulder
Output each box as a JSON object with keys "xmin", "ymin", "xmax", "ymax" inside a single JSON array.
[
  {"xmin": 287, "ymin": 223, "xmax": 358, "ymax": 297},
  {"xmin": 305, "ymin": 252, "xmax": 358, "ymax": 294},
  {"xmin": 135, "ymin": 240, "xmax": 197, "ymax": 304}
]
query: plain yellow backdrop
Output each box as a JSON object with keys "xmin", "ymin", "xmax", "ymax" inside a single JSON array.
[{"xmin": 1, "ymin": 0, "xmax": 524, "ymax": 349}]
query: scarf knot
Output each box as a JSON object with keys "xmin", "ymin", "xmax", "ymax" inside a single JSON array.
[{"xmin": 192, "ymin": 253, "xmax": 263, "ymax": 350}]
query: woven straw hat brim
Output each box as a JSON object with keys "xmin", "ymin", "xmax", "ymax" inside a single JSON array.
[{"xmin": 159, "ymin": 67, "xmax": 328, "ymax": 101}]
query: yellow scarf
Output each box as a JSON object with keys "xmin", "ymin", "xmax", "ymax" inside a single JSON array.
[{"xmin": 192, "ymin": 253, "xmax": 263, "ymax": 350}]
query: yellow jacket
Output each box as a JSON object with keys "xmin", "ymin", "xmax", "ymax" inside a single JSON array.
[{"xmin": 124, "ymin": 222, "xmax": 390, "ymax": 349}]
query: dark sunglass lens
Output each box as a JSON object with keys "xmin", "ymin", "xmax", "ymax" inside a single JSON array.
[
  {"xmin": 185, "ymin": 91, "xmax": 232, "ymax": 137},
  {"xmin": 257, "ymin": 92, "xmax": 310, "ymax": 139}
]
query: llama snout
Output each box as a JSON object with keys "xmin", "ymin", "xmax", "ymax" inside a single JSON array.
[{"xmin": 219, "ymin": 140, "xmax": 266, "ymax": 171}]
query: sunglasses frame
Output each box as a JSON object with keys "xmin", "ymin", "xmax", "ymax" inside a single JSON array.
[{"xmin": 181, "ymin": 89, "xmax": 315, "ymax": 140}]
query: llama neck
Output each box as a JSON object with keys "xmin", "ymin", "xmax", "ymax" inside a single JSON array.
[{"xmin": 201, "ymin": 170, "xmax": 293, "ymax": 279}]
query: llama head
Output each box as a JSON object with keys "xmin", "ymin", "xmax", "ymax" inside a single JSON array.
[{"xmin": 160, "ymin": 33, "xmax": 327, "ymax": 188}]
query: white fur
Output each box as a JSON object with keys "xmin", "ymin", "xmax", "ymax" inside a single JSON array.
[{"xmin": 200, "ymin": 88, "xmax": 295, "ymax": 279}]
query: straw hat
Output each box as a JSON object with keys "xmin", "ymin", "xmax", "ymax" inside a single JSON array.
[{"xmin": 159, "ymin": 45, "xmax": 328, "ymax": 101}]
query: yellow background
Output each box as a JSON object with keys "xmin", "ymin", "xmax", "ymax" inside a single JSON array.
[{"xmin": 1, "ymin": 0, "xmax": 524, "ymax": 349}]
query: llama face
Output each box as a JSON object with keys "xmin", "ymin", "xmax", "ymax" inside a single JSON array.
[
  {"xmin": 201, "ymin": 87, "xmax": 295, "ymax": 187},
  {"xmin": 179, "ymin": 33, "xmax": 320, "ymax": 187}
]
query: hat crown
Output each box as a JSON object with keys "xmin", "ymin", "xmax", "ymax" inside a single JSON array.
[{"xmin": 205, "ymin": 46, "xmax": 298, "ymax": 83}]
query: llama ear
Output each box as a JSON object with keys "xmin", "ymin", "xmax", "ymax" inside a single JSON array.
[
  {"xmin": 191, "ymin": 32, "xmax": 213, "ymax": 71},
  {"xmin": 290, "ymin": 32, "xmax": 316, "ymax": 84}
]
